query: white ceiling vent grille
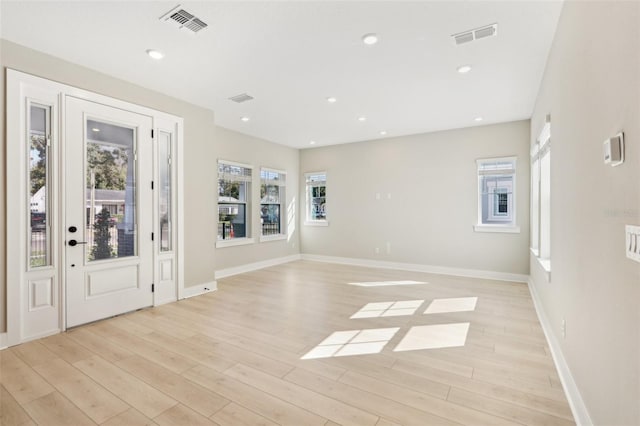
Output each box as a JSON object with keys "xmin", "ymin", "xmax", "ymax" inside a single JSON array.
[
  {"xmin": 229, "ymin": 93, "xmax": 254, "ymax": 103},
  {"xmin": 452, "ymin": 23, "xmax": 498, "ymax": 45},
  {"xmin": 161, "ymin": 5, "xmax": 208, "ymax": 34}
]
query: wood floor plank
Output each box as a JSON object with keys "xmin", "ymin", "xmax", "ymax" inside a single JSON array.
[
  {"xmin": 210, "ymin": 402, "xmax": 278, "ymax": 426},
  {"xmin": 33, "ymin": 357, "xmax": 129, "ymax": 423},
  {"xmin": 284, "ymin": 367, "xmax": 459, "ymax": 426},
  {"xmin": 339, "ymin": 369, "xmax": 521, "ymax": 426},
  {"xmin": 188, "ymin": 334, "xmax": 295, "ymax": 378},
  {"xmin": 224, "ymin": 363, "xmax": 380, "ymax": 426},
  {"xmin": 101, "ymin": 408, "xmax": 157, "ymax": 426},
  {"xmin": 1, "ymin": 384, "xmax": 36, "ymax": 426},
  {"xmin": 11, "ymin": 341, "xmax": 59, "ymax": 368},
  {"xmin": 23, "ymin": 391, "xmax": 97, "ymax": 426},
  {"xmin": 393, "ymin": 358, "xmax": 573, "ymax": 419},
  {"xmin": 73, "ymin": 355, "xmax": 178, "ymax": 418},
  {"xmin": 116, "ymin": 355, "xmax": 230, "ymax": 417},
  {"xmin": 90, "ymin": 323, "xmax": 198, "ymax": 374},
  {"xmin": 153, "ymin": 404, "xmax": 220, "ymax": 426},
  {"xmin": 66, "ymin": 326, "xmax": 135, "ymax": 363},
  {"xmin": 136, "ymin": 331, "xmax": 237, "ymax": 372},
  {"xmin": 183, "ymin": 364, "xmax": 327, "ymax": 426},
  {"xmin": 38, "ymin": 333, "xmax": 94, "ymax": 364},
  {"xmin": 0, "ymin": 350, "xmax": 54, "ymax": 405},
  {"xmin": 447, "ymin": 387, "xmax": 575, "ymax": 426}
]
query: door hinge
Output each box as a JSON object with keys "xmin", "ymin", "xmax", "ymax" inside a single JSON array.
[
  {"xmin": 151, "ymin": 181, "xmax": 154, "ymax": 190},
  {"xmin": 151, "ymin": 284, "xmax": 155, "ymax": 293},
  {"xmin": 151, "ymin": 232, "xmax": 154, "ymax": 241},
  {"xmin": 151, "ymin": 129, "xmax": 154, "ymax": 138}
]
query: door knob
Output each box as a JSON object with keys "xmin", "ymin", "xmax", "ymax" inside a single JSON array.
[
  {"xmin": 68, "ymin": 226, "xmax": 77, "ymax": 233},
  {"xmin": 68, "ymin": 239, "xmax": 87, "ymax": 246}
]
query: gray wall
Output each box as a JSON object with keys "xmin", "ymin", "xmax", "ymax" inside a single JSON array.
[
  {"xmin": 529, "ymin": 2, "xmax": 640, "ymax": 425},
  {"xmin": 299, "ymin": 120, "xmax": 531, "ymax": 275}
]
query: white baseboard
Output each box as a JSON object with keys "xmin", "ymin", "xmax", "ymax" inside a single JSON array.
[
  {"xmin": 182, "ymin": 281, "xmax": 217, "ymax": 299},
  {"xmin": 528, "ymin": 277, "xmax": 592, "ymax": 426},
  {"xmin": 0, "ymin": 332, "xmax": 7, "ymax": 350},
  {"xmin": 215, "ymin": 254, "xmax": 302, "ymax": 280},
  {"xmin": 300, "ymin": 254, "xmax": 529, "ymax": 283}
]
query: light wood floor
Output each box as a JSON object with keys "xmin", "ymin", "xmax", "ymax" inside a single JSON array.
[{"xmin": 1, "ymin": 260, "xmax": 575, "ymax": 426}]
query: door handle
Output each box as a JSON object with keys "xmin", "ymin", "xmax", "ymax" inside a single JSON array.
[{"xmin": 68, "ymin": 239, "xmax": 88, "ymax": 247}]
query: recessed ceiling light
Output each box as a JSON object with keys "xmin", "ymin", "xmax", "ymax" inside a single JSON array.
[
  {"xmin": 91, "ymin": 128, "xmax": 100, "ymax": 132},
  {"xmin": 457, "ymin": 65, "xmax": 472, "ymax": 74},
  {"xmin": 362, "ymin": 33, "xmax": 378, "ymax": 45},
  {"xmin": 326, "ymin": 97, "xmax": 337, "ymax": 103},
  {"xmin": 474, "ymin": 117, "xmax": 483, "ymax": 122},
  {"xmin": 146, "ymin": 49, "xmax": 164, "ymax": 60},
  {"xmin": 309, "ymin": 140, "xmax": 316, "ymax": 145},
  {"xmin": 241, "ymin": 116, "xmax": 250, "ymax": 122},
  {"xmin": 358, "ymin": 116, "xmax": 367, "ymax": 122},
  {"xmin": 380, "ymin": 131, "xmax": 387, "ymax": 136}
]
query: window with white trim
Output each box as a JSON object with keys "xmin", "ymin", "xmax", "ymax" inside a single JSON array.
[
  {"xmin": 305, "ymin": 172, "xmax": 327, "ymax": 225},
  {"xmin": 532, "ymin": 117, "xmax": 551, "ymax": 272},
  {"xmin": 475, "ymin": 157, "xmax": 518, "ymax": 232},
  {"xmin": 218, "ymin": 160, "xmax": 252, "ymax": 242},
  {"xmin": 260, "ymin": 168, "xmax": 286, "ymax": 239}
]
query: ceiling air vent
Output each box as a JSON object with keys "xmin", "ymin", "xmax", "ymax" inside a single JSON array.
[
  {"xmin": 160, "ymin": 5, "xmax": 208, "ymax": 34},
  {"xmin": 452, "ymin": 23, "xmax": 498, "ymax": 45},
  {"xmin": 229, "ymin": 93, "xmax": 254, "ymax": 103}
]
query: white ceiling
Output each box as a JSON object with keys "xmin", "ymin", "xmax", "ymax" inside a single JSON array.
[{"xmin": 1, "ymin": 1, "xmax": 563, "ymax": 149}]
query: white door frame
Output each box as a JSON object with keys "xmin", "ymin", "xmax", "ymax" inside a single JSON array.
[{"xmin": 6, "ymin": 69, "xmax": 185, "ymax": 347}]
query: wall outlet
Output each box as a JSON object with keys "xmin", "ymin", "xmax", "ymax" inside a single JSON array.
[
  {"xmin": 375, "ymin": 192, "xmax": 381, "ymax": 200},
  {"xmin": 625, "ymin": 225, "xmax": 640, "ymax": 262},
  {"xmin": 561, "ymin": 318, "xmax": 566, "ymax": 338}
]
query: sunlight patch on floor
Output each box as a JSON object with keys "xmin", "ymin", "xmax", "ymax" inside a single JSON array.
[
  {"xmin": 393, "ymin": 322, "xmax": 470, "ymax": 352},
  {"xmin": 350, "ymin": 300, "xmax": 424, "ymax": 319},
  {"xmin": 301, "ymin": 327, "xmax": 400, "ymax": 359}
]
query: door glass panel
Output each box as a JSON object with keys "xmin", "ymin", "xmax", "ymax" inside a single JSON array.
[
  {"xmin": 86, "ymin": 119, "xmax": 136, "ymax": 261},
  {"xmin": 29, "ymin": 104, "xmax": 51, "ymax": 268},
  {"xmin": 158, "ymin": 131, "xmax": 172, "ymax": 252}
]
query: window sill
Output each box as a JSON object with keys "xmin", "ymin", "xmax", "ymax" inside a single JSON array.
[
  {"xmin": 536, "ymin": 257, "xmax": 551, "ymax": 282},
  {"xmin": 530, "ymin": 247, "xmax": 540, "ymax": 257},
  {"xmin": 260, "ymin": 234, "xmax": 287, "ymax": 243},
  {"xmin": 216, "ymin": 238, "xmax": 255, "ymax": 248},
  {"xmin": 473, "ymin": 224, "xmax": 520, "ymax": 234},
  {"xmin": 304, "ymin": 221, "xmax": 329, "ymax": 227}
]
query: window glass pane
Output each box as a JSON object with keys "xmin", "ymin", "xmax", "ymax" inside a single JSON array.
[
  {"xmin": 218, "ymin": 203, "xmax": 246, "ymax": 239},
  {"xmin": 478, "ymin": 158, "xmax": 515, "ymax": 226},
  {"xmin": 310, "ymin": 186, "xmax": 326, "ymax": 220},
  {"xmin": 540, "ymin": 151, "xmax": 551, "ymax": 258},
  {"xmin": 218, "ymin": 161, "xmax": 251, "ymax": 241},
  {"xmin": 86, "ymin": 119, "xmax": 136, "ymax": 261},
  {"xmin": 158, "ymin": 131, "xmax": 172, "ymax": 252},
  {"xmin": 260, "ymin": 168, "xmax": 286, "ymax": 236},
  {"xmin": 306, "ymin": 172, "xmax": 327, "ymax": 222},
  {"xmin": 261, "ymin": 204, "xmax": 280, "ymax": 235},
  {"xmin": 29, "ymin": 104, "xmax": 51, "ymax": 268},
  {"xmin": 531, "ymin": 158, "xmax": 540, "ymax": 250},
  {"xmin": 261, "ymin": 184, "xmax": 280, "ymax": 203}
]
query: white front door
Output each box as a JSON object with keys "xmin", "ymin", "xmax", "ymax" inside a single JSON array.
[{"xmin": 65, "ymin": 97, "xmax": 154, "ymax": 327}]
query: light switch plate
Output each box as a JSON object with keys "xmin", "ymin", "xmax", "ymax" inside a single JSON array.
[{"xmin": 625, "ymin": 225, "xmax": 640, "ymax": 262}]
